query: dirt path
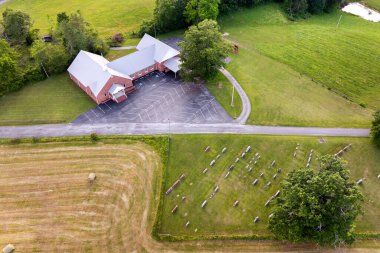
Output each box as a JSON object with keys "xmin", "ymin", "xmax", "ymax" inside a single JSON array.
[{"xmin": 0, "ymin": 142, "xmax": 377, "ymax": 252}]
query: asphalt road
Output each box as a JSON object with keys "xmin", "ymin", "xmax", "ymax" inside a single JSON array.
[{"xmin": 0, "ymin": 123, "xmax": 370, "ymax": 138}]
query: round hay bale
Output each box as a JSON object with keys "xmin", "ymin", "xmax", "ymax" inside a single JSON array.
[{"xmin": 3, "ymin": 244, "xmax": 15, "ymax": 253}]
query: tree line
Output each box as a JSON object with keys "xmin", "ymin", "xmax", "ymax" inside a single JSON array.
[
  {"xmin": 137, "ymin": 0, "xmax": 343, "ymax": 36},
  {"xmin": 0, "ymin": 9, "xmax": 109, "ymax": 97}
]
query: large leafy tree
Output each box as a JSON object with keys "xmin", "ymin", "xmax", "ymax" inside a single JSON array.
[
  {"xmin": 179, "ymin": 19, "xmax": 230, "ymax": 81},
  {"xmin": 371, "ymin": 111, "xmax": 380, "ymax": 147},
  {"xmin": 184, "ymin": 0, "xmax": 220, "ymax": 24},
  {"xmin": 269, "ymin": 155, "xmax": 363, "ymax": 245},
  {"xmin": 0, "ymin": 39, "xmax": 22, "ymax": 95},
  {"xmin": 284, "ymin": 0, "xmax": 309, "ymax": 19},
  {"xmin": 57, "ymin": 11, "xmax": 108, "ymax": 56},
  {"xmin": 2, "ymin": 8, "xmax": 32, "ymax": 44},
  {"xmin": 30, "ymin": 40, "xmax": 71, "ymax": 75}
]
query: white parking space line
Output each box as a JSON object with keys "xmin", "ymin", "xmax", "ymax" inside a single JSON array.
[
  {"xmin": 90, "ymin": 109, "xmax": 99, "ymax": 117},
  {"xmin": 97, "ymin": 106, "xmax": 105, "ymax": 114},
  {"xmin": 84, "ymin": 113, "xmax": 92, "ymax": 122}
]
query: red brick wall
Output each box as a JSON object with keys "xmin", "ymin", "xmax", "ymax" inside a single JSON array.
[
  {"xmin": 69, "ymin": 73, "xmax": 133, "ymax": 104},
  {"xmin": 97, "ymin": 76, "xmax": 133, "ymax": 104}
]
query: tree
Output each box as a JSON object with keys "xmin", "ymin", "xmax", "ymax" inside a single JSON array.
[
  {"xmin": 2, "ymin": 8, "xmax": 32, "ymax": 44},
  {"xmin": 57, "ymin": 11, "xmax": 108, "ymax": 56},
  {"xmin": 184, "ymin": 0, "xmax": 220, "ymax": 24},
  {"xmin": 268, "ymin": 155, "xmax": 363, "ymax": 246},
  {"xmin": 0, "ymin": 39, "xmax": 22, "ymax": 95},
  {"xmin": 179, "ymin": 19, "xmax": 230, "ymax": 81},
  {"xmin": 371, "ymin": 110, "xmax": 380, "ymax": 147},
  {"xmin": 284, "ymin": 0, "xmax": 309, "ymax": 19},
  {"xmin": 30, "ymin": 40, "xmax": 71, "ymax": 75},
  {"xmin": 308, "ymin": 0, "xmax": 326, "ymax": 13}
]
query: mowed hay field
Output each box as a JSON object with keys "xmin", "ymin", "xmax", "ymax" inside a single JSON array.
[
  {"xmin": 0, "ymin": 0, "xmax": 155, "ymax": 38},
  {"xmin": 0, "ymin": 141, "xmax": 163, "ymax": 252},
  {"xmin": 160, "ymin": 135, "xmax": 380, "ymax": 238}
]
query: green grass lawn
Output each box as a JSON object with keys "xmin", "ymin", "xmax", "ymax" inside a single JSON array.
[
  {"xmin": 105, "ymin": 48, "xmax": 137, "ymax": 61},
  {"xmin": 220, "ymin": 4, "xmax": 380, "ymax": 111},
  {"xmin": 159, "ymin": 135, "xmax": 380, "ymax": 238},
  {"xmin": 206, "ymin": 72, "xmax": 243, "ymax": 120},
  {"xmin": 0, "ymin": 74, "xmax": 95, "ymax": 125},
  {"xmin": 362, "ymin": 0, "xmax": 380, "ymax": 10},
  {"xmin": 0, "ymin": 0, "xmax": 155, "ymax": 38}
]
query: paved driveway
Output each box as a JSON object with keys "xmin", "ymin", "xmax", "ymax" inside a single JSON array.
[{"xmin": 73, "ymin": 72, "xmax": 233, "ymax": 124}]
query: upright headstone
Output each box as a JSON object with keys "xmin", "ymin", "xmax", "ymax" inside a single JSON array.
[
  {"xmin": 273, "ymin": 174, "xmax": 277, "ymax": 180},
  {"xmin": 222, "ymin": 147, "xmax": 227, "ymax": 153},
  {"xmin": 225, "ymin": 171, "xmax": 230, "ymax": 178},
  {"xmin": 172, "ymin": 205, "xmax": 178, "ymax": 214},
  {"xmin": 204, "ymin": 146, "xmax": 210, "ymax": 152},
  {"xmin": 201, "ymin": 200, "xmax": 208, "ymax": 208},
  {"xmin": 210, "ymin": 160, "xmax": 216, "ymax": 166},
  {"xmin": 252, "ymin": 179, "xmax": 258, "ymax": 185},
  {"xmin": 246, "ymin": 146, "xmax": 251, "ymax": 152},
  {"xmin": 274, "ymin": 190, "xmax": 280, "ymax": 197},
  {"xmin": 185, "ymin": 221, "xmax": 190, "ymax": 227},
  {"xmin": 202, "ymin": 168, "xmax": 208, "ymax": 174},
  {"xmin": 233, "ymin": 200, "xmax": 239, "ymax": 207},
  {"xmin": 277, "ymin": 168, "xmax": 281, "ymax": 173},
  {"xmin": 216, "ymin": 154, "xmax": 221, "ymax": 160},
  {"xmin": 241, "ymin": 152, "xmax": 246, "ymax": 158},
  {"xmin": 271, "ymin": 160, "xmax": 276, "ymax": 167},
  {"xmin": 268, "ymin": 213, "xmax": 274, "ymax": 219},
  {"xmin": 260, "ymin": 172, "xmax": 264, "ymax": 177},
  {"xmin": 254, "ymin": 216, "xmax": 260, "ymax": 223},
  {"xmin": 235, "ymin": 158, "xmax": 240, "ymax": 163},
  {"xmin": 357, "ymin": 179, "xmax": 364, "ymax": 185},
  {"xmin": 229, "ymin": 165, "xmax": 235, "ymax": 171}
]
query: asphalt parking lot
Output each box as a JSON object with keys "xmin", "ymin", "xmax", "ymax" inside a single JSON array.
[{"xmin": 73, "ymin": 71, "xmax": 233, "ymax": 124}]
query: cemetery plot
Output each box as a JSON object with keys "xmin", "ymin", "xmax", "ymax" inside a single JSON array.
[{"xmin": 160, "ymin": 135, "xmax": 380, "ymax": 237}]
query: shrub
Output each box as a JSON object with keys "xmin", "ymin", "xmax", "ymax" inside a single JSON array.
[
  {"xmin": 90, "ymin": 133, "xmax": 99, "ymax": 142},
  {"xmin": 371, "ymin": 111, "xmax": 380, "ymax": 147},
  {"xmin": 111, "ymin": 33, "xmax": 124, "ymax": 46}
]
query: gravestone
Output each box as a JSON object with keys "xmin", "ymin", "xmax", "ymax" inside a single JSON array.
[
  {"xmin": 248, "ymin": 167, "xmax": 252, "ymax": 172},
  {"xmin": 182, "ymin": 196, "xmax": 186, "ymax": 201},
  {"xmin": 245, "ymin": 165, "xmax": 249, "ymax": 169},
  {"xmin": 185, "ymin": 221, "xmax": 190, "ymax": 227},
  {"xmin": 265, "ymin": 199, "xmax": 271, "ymax": 207},
  {"xmin": 378, "ymin": 174, "xmax": 380, "ymax": 179},
  {"xmin": 260, "ymin": 172, "xmax": 264, "ymax": 177},
  {"xmin": 225, "ymin": 171, "xmax": 230, "ymax": 178},
  {"xmin": 233, "ymin": 200, "xmax": 239, "ymax": 207},
  {"xmin": 246, "ymin": 146, "xmax": 251, "ymax": 152},
  {"xmin": 273, "ymin": 174, "xmax": 277, "ymax": 180},
  {"xmin": 306, "ymin": 163, "xmax": 310, "ymax": 168},
  {"xmin": 229, "ymin": 165, "xmax": 235, "ymax": 171},
  {"xmin": 254, "ymin": 216, "xmax": 260, "ymax": 223},
  {"xmin": 252, "ymin": 179, "xmax": 258, "ymax": 185},
  {"xmin": 357, "ymin": 179, "xmax": 364, "ymax": 185},
  {"xmin": 235, "ymin": 158, "xmax": 240, "ymax": 163},
  {"xmin": 222, "ymin": 147, "xmax": 227, "ymax": 153},
  {"xmin": 274, "ymin": 190, "xmax": 280, "ymax": 197},
  {"xmin": 202, "ymin": 168, "xmax": 208, "ymax": 174},
  {"xmin": 201, "ymin": 200, "xmax": 208, "ymax": 208},
  {"xmin": 254, "ymin": 161, "xmax": 257, "ymax": 165},
  {"xmin": 241, "ymin": 152, "xmax": 246, "ymax": 158},
  {"xmin": 180, "ymin": 174, "xmax": 186, "ymax": 181},
  {"xmin": 205, "ymin": 146, "xmax": 210, "ymax": 152},
  {"xmin": 210, "ymin": 160, "xmax": 216, "ymax": 166},
  {"xmin": 293, "ymin": 152, "xmax": 297, "ymax": 158},
  {"xmin": 216, "ymin": 154, "xmax": 221, "ymax": 160},
  {"xmin": 271, "ymin": 160, "xmax": 276, "ymax": 167},
  {"xmin": 268, "ymin": 213, "xmax": 274, "ymax": 219},
  {"xmin": 266, "ymin": 182, "xmax": 271, "ymax": 187},
  {"xmin": 172, "ymin": 205, "xmax": 178, "ymax": 214},
  {"xmin": 255, "ymin": 153, "xmax": 259, "ymax": 157},
  {"xmin": 214, "ymin": 186, "xmax": 219, "ymax": 192},
  {"xmin": 277, "ymin": 168, "xmax": 281, "ymax": 173}
]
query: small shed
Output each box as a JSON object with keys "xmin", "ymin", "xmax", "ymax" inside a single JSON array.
[
  {"xmin": 88, "ymin": 173, "xmax": 96, "ymax": 182},
  {"xmin": 42, "ymin": 34, "xmax": 53, "ymax": 42},
  {"xmin": 3, "ymin": 244, "xmax": 15, "ymax": 253}
]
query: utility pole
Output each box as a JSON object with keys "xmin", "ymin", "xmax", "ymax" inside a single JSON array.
[
  {"xmin": 336, "ymin": 14, "xmax": 343, "ymax": 29},
  {"xmin": 231, "ymin": 85, "xmax": 235, "ymax": 107}
]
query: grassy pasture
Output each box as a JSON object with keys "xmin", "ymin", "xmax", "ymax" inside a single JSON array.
[
  {"xmin": 0, "ymin": 0, "xmax": 155, "ymax": 38},
  {"xmin": 362, "ymin": 0, "xmax": 380, "ymax": 10},
  {"xmin": 0, "ymin": 74, "xmax": 95, "ymax": 126},
  {"xmin": 160, "ymin": 135, "xmax": 380, "ymax": 237},
  {"xmin": 220, "ymin": 4, "xmax": 380, "ymax": 111}
]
